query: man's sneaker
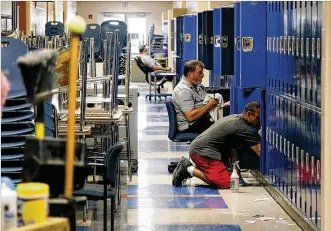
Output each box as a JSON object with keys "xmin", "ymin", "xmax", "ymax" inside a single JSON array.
[{"xmin": 172, "ymin": 157, "xmax": 192, "ymax": 187}]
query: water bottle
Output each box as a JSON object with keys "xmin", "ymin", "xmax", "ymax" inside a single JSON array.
[
  {"xmin": 1, "ymin": 177, "xmax": 17, "ymax": 230},
  {"xmin": 230, "ymin": 161, "xmax": 240, "ymax": 193}
]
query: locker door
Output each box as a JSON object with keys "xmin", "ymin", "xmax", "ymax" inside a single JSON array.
[
  {"xmin": 316, "ymin": 2, "xmax": 322, "ymax": 108},
  {"xmin": 279, "ymin": 2, "xmax": 285, "ymax": 93},
  {"xmin": 316, "ymin": 110, "xmax": 321, "ymax": 228},
  {"xmin": 311, "ymin": 2, "xmax": 317, "ymax": 106},
  {"xmin": 271, "ymin": 2, "xmax": 276, "ymax": 90},
  {"xmin": 290, "ymin": 2, "xmax": 297, "ymax": 97},
  {"xmin": 198, "ymin": 12, "xmax": 204, "ymax": 62},
  {"xmin": 239, "ymin": 1, "xmax": 267, "ymax": 88},
  {"xmin": 285, "ymin": 2, "xmax": 290, "ymax": 95},
  {"xmin": 267, "ymin": 2, "xmax": 271, "ymax": 89},
  {"xmin": 300, "ymin": 2, "xmax": 307, "ymax": 102},
  {"xmin": 306, "ymin": 2, "xmax": 312, "ymax": 104},
  {"xmin": 233, "ymin": 2, "xmax": 240, "ymax": 87},
  {"xmin": 203, "ymin": 10, "xmax": 213, "ymax": 70},
  {"xmin": 171, "ymin": 19, "xmax": 175, "ymax": 52},
  {"xmin": 183, "ymin": 15, "xmax": 197, "ymax": 61},
  {"xmin": 220, "ymin": 7, "xmax": 234, "ymax": 76},
  {"xmin": 295, "ymin": 2, "xmax": 301, "ymax": 100},
  {"xmin": 275, "ymin": 2, "xmax": 280, "ymax": 91},
  {"xmin": 213, "ymin": 8, "xmax": 221, "ymax": 86}
]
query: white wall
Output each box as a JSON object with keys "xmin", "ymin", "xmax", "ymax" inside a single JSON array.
[{"xmin": 77, "ymin": 1, "xmax": 173, "ymax": 34}]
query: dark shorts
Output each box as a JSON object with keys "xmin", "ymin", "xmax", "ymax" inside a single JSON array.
[{"xmin": 190, "ymin": 154, "xmax": 230, "ymax": 189}]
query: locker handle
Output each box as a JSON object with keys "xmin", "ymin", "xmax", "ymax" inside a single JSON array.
[
  {"xmin": 273, "ymin": 37, "xmax": 276, "ymax": 53},
  {"xmin": 311, "ymin": 156, "xmax": 315, "ymax": 177},
  {"xmin": 306, "ymin": 153, "xmax": 309, "ymax": 172},
  {"xmin": 292, "ymin": 36, "xmax": 295, "ymax": 56},
  {"xmin": 296, "ymin": 146, "xmax": 299, "ymax": 164},
  {"xmin": 284, "ymin": 36, "xmax": 287, "ymax": 54},
  {"xmin": 276, "ymin": 37, "xmax": 279, "ymax": 53},
  {"xmin": 272, "ymin": 131, "xmax": 275, "ymax": 146},
  {"xmin": 312, "ymin": 38, "xmax": 315, "ymax": 58},
  {"xmin": 291, "ymin": 143, "xmax": 295, "ymax": 161},
  {"xmin": 266, "ymin": 127, "xmax": 269, "ymax": 142},
  {"xmin": 296, "ymin": 38, "xmax": 299, "ymax": 57},
  {"xmin": 317, "ymin": 38, "xmax": 320, "ymax": 59},
  {"xmin": 276, "ymin": 133, "xmax": 278, "ymax": 149},
  {"xmin": 267, "ymin": 37, "xmax": 269, "ymax": 51},
  {"xmin": 283, "ymin": 137, "xmax": 287, "ymax": 156},
  {"xmin": 301, "ymin": 150, "xmax": 304, "ymax": 168},
  {"xmin": 306, "ymin": 38, "xmax": 309, "ymax": 58},
  {"xmin": 317, "ymin": 160, "xmax": 320, "ymax": 182},
  {"xmin": 204, "ymin": 35, "xmax": 209, "ymax": 45},
  {"xmin": 288, "ymin": 36, "xmax": 291, "ymax": 54},
  {"xmin": 300, "ymin": 38, "xmax": 304, "ymax": 57},
  {"xmin": 280, "ymin": 36, "xmax": 283, "ymax": 54}
]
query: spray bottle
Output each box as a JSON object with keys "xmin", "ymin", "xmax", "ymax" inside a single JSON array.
[
  {"xmin": 1, "ymin": 177, "xmax": 17, "ymax": 230},
  {"xmin": 230, "ymin": 161, "xmax": 240, "ymax": 192}
]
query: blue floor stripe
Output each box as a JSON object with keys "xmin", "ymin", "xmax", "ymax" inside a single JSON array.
[
  {"xmin": 128, "ymin": 184, "xmax": 220, "ymax": 196},
  {"xmin": 125, "ymin": 224, "xmax": 242, "ymax": 231},
  {"xmin": 127, "ymin": 196, "xmax": 227, "ymax": 209}
]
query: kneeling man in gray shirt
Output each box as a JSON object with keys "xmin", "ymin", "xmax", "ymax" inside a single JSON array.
[{"xmin": 172, "ymin": 101, "xmax": 261, "ymax": 188}]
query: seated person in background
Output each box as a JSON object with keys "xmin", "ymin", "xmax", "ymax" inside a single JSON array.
[
  {"xmin": 172, "ymin": 101, "xmax": 261, "ymax": 189},
  {"xmin": 138, "ymin": 44, "xmax": 172, "ymax": 72},
  {"xmin": 172, "ymin": 60, "xmax": 230, "ymax": 134}
]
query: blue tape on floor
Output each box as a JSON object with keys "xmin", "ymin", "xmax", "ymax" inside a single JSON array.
[
  {"xmin": 127, "ymin": 196, "xmax": 227, "ymax": 209},
  {"xmin": 128, "ymin": 184, "xmax": 220, "ymax": 196},
  {"xmin": 125, "ymin": 224, "xmax": 242, "ymax": 231},
  {"xmin": 76, "ymin": 226, "xmax": 89, "ymax": 231}
]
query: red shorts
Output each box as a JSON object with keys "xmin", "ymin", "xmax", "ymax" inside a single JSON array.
[{"xmin": 190, "ymin": 154, "xmax": 230, "ymax": 189}]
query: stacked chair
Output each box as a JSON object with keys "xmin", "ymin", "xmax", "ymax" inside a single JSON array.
[{"xmin": 1, "ymin": 38, "xmax": 34, "ymax": 184}]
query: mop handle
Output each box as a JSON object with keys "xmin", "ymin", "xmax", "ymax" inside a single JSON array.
[{"xmin": 64, "ymin": 16, "xmax": 86, "ymax": 199}]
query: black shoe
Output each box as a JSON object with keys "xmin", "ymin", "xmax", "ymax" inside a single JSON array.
[{"xmin": 172, "ymin": 157, "xmax": 192, "ymax": 187}]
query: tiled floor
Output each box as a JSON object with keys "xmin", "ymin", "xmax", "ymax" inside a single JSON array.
[{"xmin": 80, "ymin": 82, "xmax": 302, "ymax": 231}]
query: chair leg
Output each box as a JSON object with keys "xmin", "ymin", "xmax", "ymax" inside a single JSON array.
[
  {"xmin": 111, "ymin": 197, "xmax": 115, "ymax": 231},
  {"xmin": 83, "ymin": 203, "xmax": 87, "ymax": 222}
]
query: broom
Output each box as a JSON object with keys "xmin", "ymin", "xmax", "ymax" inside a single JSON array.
[{"xmin": 17, "ymin": 49, "xmax": 59, "ymax": 139}]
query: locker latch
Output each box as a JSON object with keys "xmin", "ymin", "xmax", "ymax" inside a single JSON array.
[
  {"xmin": 242, "ymin": 37, "xmax": 253, "ymax": 52},
  {"xmin": 222, "ymin": 36, "xmax": 228, "ymax": 48},
  {"xmin": 184, "ymin": 33, "xmax": 191, "ymax": 42},
  {"xmin": 214, "ymin": 35, "xmax": 221, "ymax": 47},
  {"xmin": 198, "ymin": 34, "xmax": 203, "ymax": 44},
  {"xmin": 236, "ymin": 37, "xmax": 241, "ymax": 51}
]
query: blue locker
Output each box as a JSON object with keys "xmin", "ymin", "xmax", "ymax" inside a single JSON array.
[
  {"xmin": 279, "ymin": 2, "xmax": 285, "ymax": 93},
  {"xmin": 171, "ymin": 19, "xmax": 175, "ymax": 52},
  {"xmin": 306, "ymin": 2, "xmax": 312, "ymax": 104},
  {"xmin": 289, "ymin": 1, "xmax": 295, "ymax": 97},
  {"xmin": 238, "ymin": 1, "xmax": 267, "ymax": 88},
  {"xmin": 311, "ymin": 2, "xmax": 317, "ymax": 106},
  {"xmin": 198, "ymin": 12, "xmax": 204, "ymax": 62},
  {"xmin": 316, "ymin": 2, "xmax": 321, "ymax": 108},
  {"xmin": 316, "ymin": 109, "xmax": 321, "ymax": 228},
  {"xmin": 301, "ymin": 1, "xmax": 306, "ymax": 102},
  {"xmin": 220, "ymin": 7, "xmax": 235, "ymax": 77},
  {"xmin": 260, "ymin": 89, "xmax": 267, "ymax": 175},
  {"xmin": 213, "ymin": 8, "xmax": 221, "ymax": 87},
  {"xmin": 202, "ymin": 10, "xmax": 213, "ymax": 70},
  {"xmin": 230, "ymin": 87, "xmax": 263, "ymax": 115},
  {"xmin": 182, "ymin": 15, "xmax": 197, "ymax": 61},
  {"xmin": 295, "ymin": 2, "xmax": 301, "ymax": 100},
  {"xmin": 266, "ymin": 2, "xmax": 271, "ymax": 89},
  {"xmin": 233, "ymin": 2, "xmax": 240, "ymax": 87}
]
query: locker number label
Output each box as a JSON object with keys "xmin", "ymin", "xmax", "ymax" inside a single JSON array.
[{"xmin": 242, "ymin": 37, "xmax": 254, "ymax": 52}]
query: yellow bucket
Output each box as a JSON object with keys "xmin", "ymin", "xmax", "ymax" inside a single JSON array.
[{"xmin": 16, "ymin": 183, "xmax": 49, "ymax": 225}]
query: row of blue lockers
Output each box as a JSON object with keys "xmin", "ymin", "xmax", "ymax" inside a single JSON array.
[
  {"xmin": 169, "ymin": 1, "xmax": 323, "ymax": 229},
  {"xmin": 172, "ymin": 7, "xmax": 234, "ymax": 83},
  {"xmin": 266, "ymin": 1, "xmax": 322, "ymax": 108}
]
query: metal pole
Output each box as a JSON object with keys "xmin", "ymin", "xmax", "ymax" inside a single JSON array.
[
  {"xmin": 125, "ymin": 41, "xmax": 131, "ymax": 107},
  {"xmin": 102, "ymin": 39, "xmax": 108, "ymax": 109},
  {"xmin": 89, "ymin": 38, "xmax": 97, "ymax": 95},
  {"xmin": 110, "ymin": 30, "xmax": 119, "ymax": 118},
  {"xmin": 80, "ymin": 39, "xmax": 88, "ymax": 131}
]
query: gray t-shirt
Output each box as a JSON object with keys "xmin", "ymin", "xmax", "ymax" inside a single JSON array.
[
  {"xmin": 189, "ymin": 114, "xmax": 260, "ymax": 161},
  {"xmin": 172, "ymin": 77, "xmax": 207, "ymax": 131},
  {"xmin": 140, "ymin": 55, "xmax": 161, "ymax": 69}
]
